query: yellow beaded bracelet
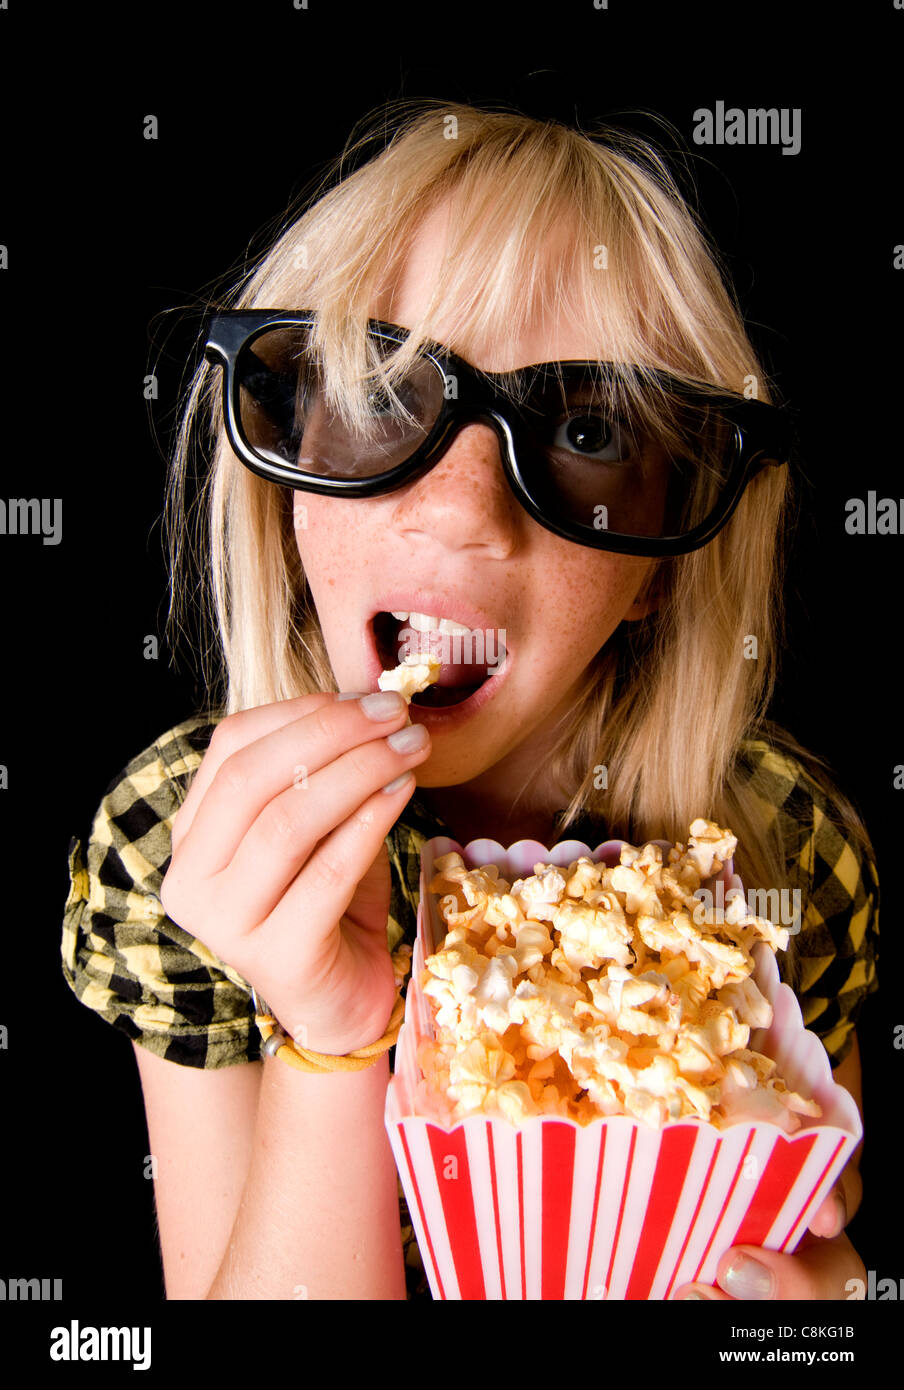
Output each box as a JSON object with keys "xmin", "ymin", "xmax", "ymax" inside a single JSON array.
[{"xmin": 253, "ymin": 991, "xmax": 406, "ymax": 1073}]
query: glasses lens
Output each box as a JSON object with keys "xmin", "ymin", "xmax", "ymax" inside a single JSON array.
[
  {"xmin": 518, "ymin": 369, "xmax": 741, "ymax": 539},
  {"xmin": 235, "ymin": 324, "xmax": 445, "ymax": 480}
]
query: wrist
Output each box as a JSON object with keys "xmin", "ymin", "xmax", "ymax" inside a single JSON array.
[
  {"xmin": 253, "ymin": 985, "xmax": 402, "ymax": 1062},
  {"xmin": 289, "ymin": 1024, "xmax": 388, "ymax": 1055}
]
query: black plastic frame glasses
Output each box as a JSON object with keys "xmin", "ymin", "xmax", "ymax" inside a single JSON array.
[{"xmin": 204, "ymin": 310, "xmax": 794, "ymax": 557}]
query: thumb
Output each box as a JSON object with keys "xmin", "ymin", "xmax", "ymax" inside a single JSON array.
[{"xmin": 715, "ymin": 1232, "xmax": 865, "ymax": 1300}]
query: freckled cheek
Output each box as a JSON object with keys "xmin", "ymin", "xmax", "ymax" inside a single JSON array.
[
  {"xmin": 526, "ymin": 553, "xmax": 644, "ymax": 667},
  {"xmin": 294, "ymin": 498, "xmax": 372, "ymax": 591}
]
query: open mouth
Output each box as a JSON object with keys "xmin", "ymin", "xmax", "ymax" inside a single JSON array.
[{"xmin": 372, "ymin": 611, "xmax": 492, "ymax": 708}]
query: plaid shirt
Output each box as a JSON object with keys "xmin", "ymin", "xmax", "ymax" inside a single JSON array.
[{"xmin": 62, "ymin": 715, "xmax": 880, "ymax": 1299}]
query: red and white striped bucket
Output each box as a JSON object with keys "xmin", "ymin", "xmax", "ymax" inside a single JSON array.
[{"xmin": 384, "ymin": 836, "xmax": 862, "ymax": 1300}]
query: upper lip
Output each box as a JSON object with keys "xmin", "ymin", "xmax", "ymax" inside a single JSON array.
[{"xmin": 368, "ymin": 590, "xmax": 509, "ymax": 636}]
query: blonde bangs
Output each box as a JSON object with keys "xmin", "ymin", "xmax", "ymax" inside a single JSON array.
[{"xmin": 223, "ymin": 104, "xmax": 771, "ymax": 433}]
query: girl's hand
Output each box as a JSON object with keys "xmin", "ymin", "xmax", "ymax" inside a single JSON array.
[
  {"xmin": 676, "ymin": 1037, "xmax": 866, "ymax": 1301},
  {"xmin": 675, "ymin": 1170, "xmax": 865, "ymax": 1300},
  {"xmin": 160, "ymin": 691, "xmax": 431, "ymax": 1055}
]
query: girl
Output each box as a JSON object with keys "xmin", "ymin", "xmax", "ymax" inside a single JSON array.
[{"xmin": 62, "ymin": 100, "xmax": 878, "ymax": 1301}]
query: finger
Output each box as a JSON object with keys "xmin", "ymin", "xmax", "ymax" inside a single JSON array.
[
  {"xmin": 808, "ymin": 1164, "xmax": 861, "ymax": 1239},
  {"xmin": 808, "ymin": 1185, "xmax": 847, "ymax": 1240},
  {"xmin": 708, "ymin": 1232, "xmax": 865, "ymax": 1300},
  {"xmin": 674, "ymin": 1282, "xmax": 733, "ymax": 1300},
  {"xmin": 264, "ymin": 769, "xmax": 421, "ymax": 964},
  {"xmin": 172, "ymin": 693, "xmax": 337, "ymax": 850},
  {"xmin": 173, "ymin": 691, "xmax": 411, "ymax": 878},
  {"xmin": 214, "ymin": 721, "xmax": 431, "ymax": 929}
]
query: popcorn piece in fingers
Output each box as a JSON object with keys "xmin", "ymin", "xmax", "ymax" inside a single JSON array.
[{"xmin": 378, "ymin": 652, "xmax": 442, "ymax": 704}]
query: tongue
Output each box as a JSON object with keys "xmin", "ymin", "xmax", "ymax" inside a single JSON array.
[{"xmin": 434, "ymin": 663, "xmax": 488, "ymax": 688}]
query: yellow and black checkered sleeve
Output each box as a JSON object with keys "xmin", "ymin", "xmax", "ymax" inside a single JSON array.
[
  {"xmin": 61, "ymin": 718, "xmax": 444, "ymax": 1079},
  {"xmin": 791, "ymin": 802, "xmax": 879, "ymax": 1068},
  {"xmin": 740, "ymin": 740, "xmax": 880, "ymax": 1069},
  {"xmin": 61, "ymin": 715, "xmax": 265, "ymax": 1068}
]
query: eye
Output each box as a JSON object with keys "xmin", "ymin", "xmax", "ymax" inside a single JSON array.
[{"xmin": 551, "ymin": 410, "xmax": 633, "ymax": 462}]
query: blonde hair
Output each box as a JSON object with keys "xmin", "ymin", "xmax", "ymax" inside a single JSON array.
[{"xmin": 166, "ymin": 99, "xmax": 873, "ymax": 986}]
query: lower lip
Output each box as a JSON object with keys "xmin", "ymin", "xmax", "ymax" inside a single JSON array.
[{"xmin": 364, "ymin": 620, "xmax": 511, "ymax": 730}]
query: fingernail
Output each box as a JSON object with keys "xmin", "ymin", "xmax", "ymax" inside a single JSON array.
[
  {"xmin": 360, "ymin": 691, "xmax": 406, "ymax": 720},
  {"xmin": 381, "ymin": 771, "xmax": 414, "ymax": 795},
  {"xmin": 337, "ymin": 691, "xmax": 368, "ymax": 701},
  {"xmin": 681, "ymin": 1292, "xmax": 706, "ymax": 1300},
  {"xmin": 721, "ymin": 1253, "xmax": 775, "ymax": 1300},
  {"xmin": 387, "ymin": 723, "xmax": 429, "ymax": 753}
]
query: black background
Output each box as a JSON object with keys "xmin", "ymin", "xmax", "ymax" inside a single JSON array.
[{"xmin": 1, "ymin": 0, "xmax": 901, "ymax": 1359}]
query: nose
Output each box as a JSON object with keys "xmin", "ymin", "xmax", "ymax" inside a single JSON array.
[{"xmin": 388, "ymin": 415, "xmax": 522, "ymax": 556}]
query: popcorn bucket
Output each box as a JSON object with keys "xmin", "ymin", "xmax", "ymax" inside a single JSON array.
[{"xmin": 384, "ymin": 836, "xmax": 862, "ymax": 1300}]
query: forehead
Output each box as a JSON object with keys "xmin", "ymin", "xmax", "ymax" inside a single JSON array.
[{"xmin": 373, "ymin": 200, "xmax": 614, "ymax": 372}]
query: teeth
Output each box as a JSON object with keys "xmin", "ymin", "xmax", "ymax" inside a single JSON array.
[
  {"xmin": 408, "ymin": 612, "xmax": 440, "ymax": 631},
  {"xmin": 388, "ymin": 609, "xmax": 473, "ymax": 634}
]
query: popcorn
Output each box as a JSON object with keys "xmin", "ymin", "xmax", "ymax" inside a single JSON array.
[
  {"xmin": 552, "ymin": 896, "xmax": 634, "ymax": 970},
  {"xmin": 446, "ymin": 1036, "xmax": 535, "ymax": 1125},
  {"xmin": 378, "ymin": 652, "xmax": 441, "ymax": 703},
  {"xmin": 390, "ymin": 942, "xmax": 413, "ymax": 991},
  {"xmin": 511, "ymin": 865, "xmax": 567, "ymax": 920},
  {"xmin": 418, "ymin": 823, "xmax": 820, "ymax": 1132},
  {"xmin": 686, "ymin": 817, "xmax": 738, "ymax": 880}
]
